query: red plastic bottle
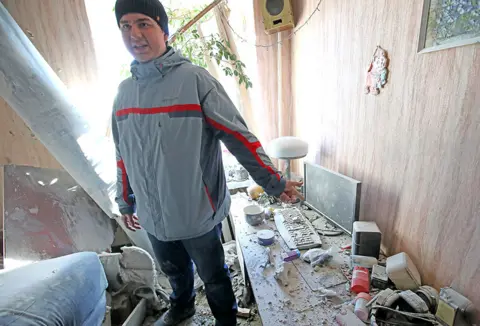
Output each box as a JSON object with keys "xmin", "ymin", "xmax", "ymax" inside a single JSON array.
[{"xmin": 351, "ymin": 266, "xmax": 370, "ymax": 293}]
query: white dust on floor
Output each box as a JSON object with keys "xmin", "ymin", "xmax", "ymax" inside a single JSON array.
[{"xmin": 142, "ymin": 241, "xmax": 262, "ymax": 326}]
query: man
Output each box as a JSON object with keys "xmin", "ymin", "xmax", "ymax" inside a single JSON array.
[{"xmin": 112, "ymin": 1, "xmax": 302, "ymax": 325}]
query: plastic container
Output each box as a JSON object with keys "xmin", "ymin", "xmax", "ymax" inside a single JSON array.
[
  {"xmin": 354, "ymin": 292, "xmax": 372, "ymax": 321},
  {"xmin": 283, "ymin": 249, "xmax": 301, "ymax": 262},
  {"xmin": 386, "ymin": 252, "xmax": 421, "ymax": 290},
  {"xmin": 257, "ymin": 230, "xmax": 275, "ymax": 246},
  {"xmin": 351, "ymin": 266, "xmax": 370, "ymax": 293}
]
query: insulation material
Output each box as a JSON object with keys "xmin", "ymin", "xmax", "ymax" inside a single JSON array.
[
  {"xmin": 98, "ymin": 253, "xmax": 123, "ymax": 291},
  {"xmin": 100, "ymin": 246, "xmax": 167, "ymax": 305},
  {"xmin": 119, "ymin": 246, "xmax": 157, "ymax": 292}
]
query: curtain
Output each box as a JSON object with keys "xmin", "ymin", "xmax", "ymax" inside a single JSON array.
[
  {"xmin": 202, "ymin": 0, "xmax": 296, "ymax": 172},
  {"xmin": 213, "ymin": 2, "xmax": 259, "ymax": 136}
]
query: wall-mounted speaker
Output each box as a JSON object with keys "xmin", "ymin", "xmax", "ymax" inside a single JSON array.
[{"xmin": 261, "ymin": 0, "xmax": 295, "ymax": 35}]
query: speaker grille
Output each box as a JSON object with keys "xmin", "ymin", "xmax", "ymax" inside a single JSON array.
[{"xmin": 266, "ymin": 0, "xmax": 284, "ymax": 16}]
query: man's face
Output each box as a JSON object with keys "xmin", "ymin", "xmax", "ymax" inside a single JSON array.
[{"xmin": 119, "ymin": 13, "xmax": 168, "ymax": 63}]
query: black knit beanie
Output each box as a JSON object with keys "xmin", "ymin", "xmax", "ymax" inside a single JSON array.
[{"xmin": 115, "ymin": 0, "xmax": 169, "ymax": 35}]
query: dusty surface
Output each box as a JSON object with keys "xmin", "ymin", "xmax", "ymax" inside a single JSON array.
[
  {"xmin": 229, "ymin": 194, "xmax": 357, "ymax": 325},
  {"xmin": 139, "ymin": 198, "xmax": 359, "ymax": 326}
]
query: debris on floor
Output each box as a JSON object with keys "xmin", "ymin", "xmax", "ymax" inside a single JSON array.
[
  {"xmin": 99, "ymin": 246, "xmax": 169, "ymax": 325},
  {"xmin": 223, "ymin": 240, "xmax": 238, "ymax": 269},
  {"xmin": 142, "ymin": 241, "xmax": 262, "ymax": 326},
  {"xmin": 224, "ymin": 152, "xmax": 250, "ymax": 184},
  {"xmin": 335, "ymin": 308, "xmax": 364, "ymax": 326},
  {"xmin": 237, "ymin": 307, "xmax": 252, "ymax": 318},
  {"xmin": 273, "ymin": 262, "xmax": 290, "ymax": 287}
]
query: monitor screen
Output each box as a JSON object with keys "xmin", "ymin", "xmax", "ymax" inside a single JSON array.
[{"xmin": 303, "ymin": 162, "xmax": 361, "ymax": 234}]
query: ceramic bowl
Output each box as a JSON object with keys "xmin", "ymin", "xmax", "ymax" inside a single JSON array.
[{"xmin": 243, "ymin": 204, "xmax": 264, "ymax": 226}]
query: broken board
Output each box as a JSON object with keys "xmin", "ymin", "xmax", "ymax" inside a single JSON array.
[{"xmin": 2, "ymin": 165, "xmax": 115, "ymax": 269}]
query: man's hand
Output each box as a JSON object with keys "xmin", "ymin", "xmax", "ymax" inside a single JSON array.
[
  {"xmin": 279, "ymin": 180, "xmax": 304, "ymax": 203},
  {"xmin": 123, "ymin": 214, "xmax": 141, "ymax": 231}
]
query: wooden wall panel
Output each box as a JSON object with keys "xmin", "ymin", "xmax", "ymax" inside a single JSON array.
[
  {"xmin": 292, "ymin": 0, "xmax": 480, "ymax": 318},
  {"xmin": 0, "ymin": 0, "xmax": 98, "ymax": 265},
  {"xmin": 1, "ymin": 0, "xmax": 98, "ymax": 88}
]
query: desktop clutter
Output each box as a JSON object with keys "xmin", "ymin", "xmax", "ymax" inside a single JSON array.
[{"xmin": 243, "ymin": 184, "xmax": 476, "ymax": 326}]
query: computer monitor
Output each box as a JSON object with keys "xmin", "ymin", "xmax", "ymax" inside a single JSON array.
[{"xmin": 303, "ymin": 162, "xmax": 361, "ymax": 234}]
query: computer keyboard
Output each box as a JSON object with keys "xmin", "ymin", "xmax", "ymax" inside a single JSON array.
[{"xmin": 274, "ymin": 207, "xmax": 322, "ymax": 250}]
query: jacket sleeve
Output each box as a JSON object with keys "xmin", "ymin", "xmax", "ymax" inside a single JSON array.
[
  {"xmin": 111, "ymin": 110, "xmax": 135, "ymax": 215},
  {"xmin": 197, "ymin": 70, "xmax": 286, "ymax": 197}
]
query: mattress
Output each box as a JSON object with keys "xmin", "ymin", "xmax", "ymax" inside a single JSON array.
[{"xmin": 0, "ymin": 252, "xmax": 108, "ymax": 326}]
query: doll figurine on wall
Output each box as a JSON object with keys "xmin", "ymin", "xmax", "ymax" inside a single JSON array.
[{"xmin": 365, "ymin": 46, "xmax": 389, "ymax": 95}]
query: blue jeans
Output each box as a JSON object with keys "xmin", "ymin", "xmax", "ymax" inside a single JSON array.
[{"xmin": 148, "ymin": 224, "xmax": 237, "ymax": 326}]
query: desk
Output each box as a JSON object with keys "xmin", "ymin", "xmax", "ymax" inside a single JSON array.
[{"xmin": 230, "ymin": 193, "xmax": 355, "ymax": 325}]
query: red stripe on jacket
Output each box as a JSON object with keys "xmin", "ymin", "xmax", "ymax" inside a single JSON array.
[
  {"xmin": 117, "ymin": 160, "xmax": 131, "ymax": 205},
  {"xmin": 206, "ymin": 117, "xmax": 281, "ymax": 181},
  {"xmin": 116, "ymin": 104, "xmax": 201, "ymax": 117},
  {"xmin": 204, "ymin": 185, "xmax": 216, "ymax": 212}
]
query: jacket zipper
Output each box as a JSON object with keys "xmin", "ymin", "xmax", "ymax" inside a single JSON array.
[{"xmin": 145, "ymin": 80, "xmax": 165, "ymax": 238}]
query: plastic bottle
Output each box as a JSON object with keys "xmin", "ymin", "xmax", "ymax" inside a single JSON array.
[
  {"xmin": 354, "ymin": 292, "xmax": 372, "ymax": 321},
  {"xmin": 351, "ymin": 266, "xmax": 370, "ymax": 293}
]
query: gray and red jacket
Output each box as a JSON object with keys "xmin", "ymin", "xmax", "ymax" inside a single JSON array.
[{"xmin": 112, "ymin": 47, "xmax": 286, "ymax": 241}]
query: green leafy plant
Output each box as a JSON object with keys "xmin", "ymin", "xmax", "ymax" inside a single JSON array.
[
  {"xmin": 168, "ymin": 5, "xmax": 252, "ymax": 89},
  {"xmin": 118, "ymin": 5, "xmax": 252, "ymax": 89}
]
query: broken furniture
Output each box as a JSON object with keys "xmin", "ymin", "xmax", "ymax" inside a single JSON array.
[
  {"xmin": 230, "ymin": 194, "xmax": 354, "ymax": 325},
  {"xmin": 0, "ymin": 252, "xmax": 108, "ymax": 325},
  {"xmin": 267, "ymin": 136, "xmax": 308, "ymax": 180}
]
